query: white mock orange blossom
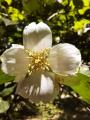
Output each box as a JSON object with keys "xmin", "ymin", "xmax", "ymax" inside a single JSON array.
[{"xmin": 0, "ymin": 22, "xmax": 81, "ymax": 102}]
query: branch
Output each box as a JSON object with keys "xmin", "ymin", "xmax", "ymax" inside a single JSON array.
[{"xmin": 47, "ymin": 10, "xmax": 64, "ymax": 21}]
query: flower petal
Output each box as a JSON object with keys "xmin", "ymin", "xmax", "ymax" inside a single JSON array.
[
  {"xmin": 48, "ymin": 43, "xmax": 81, "ymax": 75},
  {"xmin": 0, "ymin": 44, "xmax": 29, "ymax": 82},
  {"xmin": 16, "ymin": 72, "xmax": 59, "ymax": 103},
  {"xmin": 23, "ymin": 22, "xmax": 52, "ymax": 51}
]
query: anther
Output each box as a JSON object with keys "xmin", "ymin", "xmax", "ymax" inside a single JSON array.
[{"xmin": 25, "ymin": 48, "xmax": 51, "ymax": 75}]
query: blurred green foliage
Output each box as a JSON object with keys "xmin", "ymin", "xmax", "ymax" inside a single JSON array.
[{"xmin": 0, "ymin": 0, "xmax": 90, "ymax": 119}]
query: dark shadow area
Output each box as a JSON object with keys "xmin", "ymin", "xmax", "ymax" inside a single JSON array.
[{"xmin": 56, "ymin": 97, "xmax": 90, "ymax": 120}]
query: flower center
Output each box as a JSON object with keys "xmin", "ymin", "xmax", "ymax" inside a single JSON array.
[{"xmin": 25, "ymin": 49, "xmax": 50, "ymax": 75}]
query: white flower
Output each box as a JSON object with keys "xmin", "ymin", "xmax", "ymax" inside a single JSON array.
[{"xmin": 0, "ymin": 22, "xmax": 81, "ymax": 103}]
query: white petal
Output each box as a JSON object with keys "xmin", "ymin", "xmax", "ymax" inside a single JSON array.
[
  {"xmin": 48, "ymin": 43, "xmax": 81, "ymax": 75},
  {"xmin": 16, "ymin": 72, "xmax": 59, "ymax": 103},
  {"xmin": 23, "ymin": 22, "xmax": 52, "ymax": 51},
  {"xmin": 0, "ymin": 44, "xmax": 29, "ymax": 81}
]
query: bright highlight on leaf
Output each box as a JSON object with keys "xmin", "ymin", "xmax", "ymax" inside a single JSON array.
[
  {"xmin": 8, "ymin": 7, "xmax": 24, "ymax": 21},
  {"xmin": 74, "ymin": 19, "xmax": 90, "ymax": 35},
  {"xmin": 0, "ymin": 70, "xmax": 14, "ymax": 84},
  {"xmin": 0, "ymin": 97, "xmax": 10, "ymax": 113},
  {"xmin": 5, "ymin": 0, "xmax": 12, "ymax": 5},
  {"xmin": 72, "ymin": 72, "xmax": 90, "ymax": 104},
  {"xmin": 56, "ymin": 65, "xmax": 90, "ymax": 104}
]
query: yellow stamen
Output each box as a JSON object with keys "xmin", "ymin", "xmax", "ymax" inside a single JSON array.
[{"xmin": 25, "ymin": 49, "xmax": 51, "ymax": 75}]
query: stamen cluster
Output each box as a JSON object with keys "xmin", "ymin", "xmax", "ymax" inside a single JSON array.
[{"xmin": 26, "ymin": 49, "xmax": 50, "ymax": 75}]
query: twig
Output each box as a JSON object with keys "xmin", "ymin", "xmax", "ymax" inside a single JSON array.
[{"xmin": 47, "ymin": 11, "xmax": 64, "ymax": 21}]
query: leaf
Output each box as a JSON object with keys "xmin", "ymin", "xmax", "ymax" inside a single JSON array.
[
  {"xmin": 8, "ymin": 7, "xmax": 24, "ymax": 21},
  {"xmin": 0, "ymin": 97, "xmax": 10, "ymax": 113},
  {"xmin": 73, "ymin": 0, "xmax": 83, "ymax": 9},
  {"xmin": 79, "ymin": 7, "xmax": 88, "ymax": 15},
  {"xmin": 83, "ymin": 0, "xmax": 90, "ymax": 6},
  {"xmin": 56, "ymin": 66, "xmax": 90, "ymax": 104},
  {"xmin": 0, "ymin": 85, "xmax": 16, "ymax": 97},
  {"xmin": 44, "ymin": 0, "xmax": 55, "ymax": 5},
  {"xmin": 5, "ymin": 0, "xmax": 12, "ymax": 5},
  {"xmin": 22, "ymin": 0, "xmax": 41, "ymax": 14},
  {"xmin": 0, "ymin": 70, "xmax": 15, "ymax": 84},
  {"xmin": 73, "ymin": 19, "xmax": 90, "ymax": 33},
  {"xmin": 71, "ymin": 73, "xmax": 90, "ymax": 104}
]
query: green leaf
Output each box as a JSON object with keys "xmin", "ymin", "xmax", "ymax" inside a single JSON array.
[
  {"xmin": 0, "ymin": 97, "xmax": 10, "ymax": 113},
  {"xmin": 78, "ymin": 7, "xmax": 89, "ymax": 15},
  {"xmin": 0, "ymin": 70, "xmax": 15, "ymax": 84},
  {"xmin": 59, "ymin": 72, "xmax": 90, "ymax": 104},
  {"xmin": 73, "ymin": 0, "xmax": 83, "ymax": 9},
  {"xmin": 8, "ymin": 7, "xmax": 24, "ymax": 21},
  {"xmin": 43, "ymin": 0, "xmax": 55, "ymax": 5},
  {"xmin": 22, "ymin": 0, "xmax": 41, "ymax": 14},
  {"xmin": 71, "ymin": 73, "xmax": 90, "ymax": 104},
  {"xmin": 0, "ymin": 85, "xmax": 16, "ymax": 97},
  {"xmin": 5, "ymin": 0, "xmax": 12, "ymax": 5},
  {"xmin": 73, "ymin": 19, "xmax": 90, "ymax": 32}
]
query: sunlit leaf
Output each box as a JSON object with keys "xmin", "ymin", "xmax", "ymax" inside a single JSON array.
[
  {"xmin": 8, "ymin": 7, "xmax": 24, "ymax": 21},
  {"xmin": 83, "ymin": 0, "xmax": 90, "ymax": 6},
  {"xmin": 61, "ymin": 0, "xmax": 69, "ymax": 6},
  {"xmin": 73, "ymin": 19, "xmax": 90, "ymax": 33},
  {"xmin": 0, "ymin": 97, "xmax": 10, "ymax": 113},
  {"xmin": 5, "ymin": 0, "xmax": 12, "ymax": 5},
  {"xmin": 79, "ymin": 7, "xmax": 89, "ymax": 14},
  {"xmin": 77, "ymin": 0, "xmax": 90, "ymax": 14},
  {"xmin": 71, "ymin": 73, "xmax": 90, "ymax": 104},
  {"xmin": 57, "ymin": 68, "xmax": 90, "ymax": 104},
  {"xmin": 0, "ymin": 70, "xmax": 15, "ymax": 84},
  {"xmin": 0, "ymin": 85, "xmax": 16, "ymax": 97}
]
